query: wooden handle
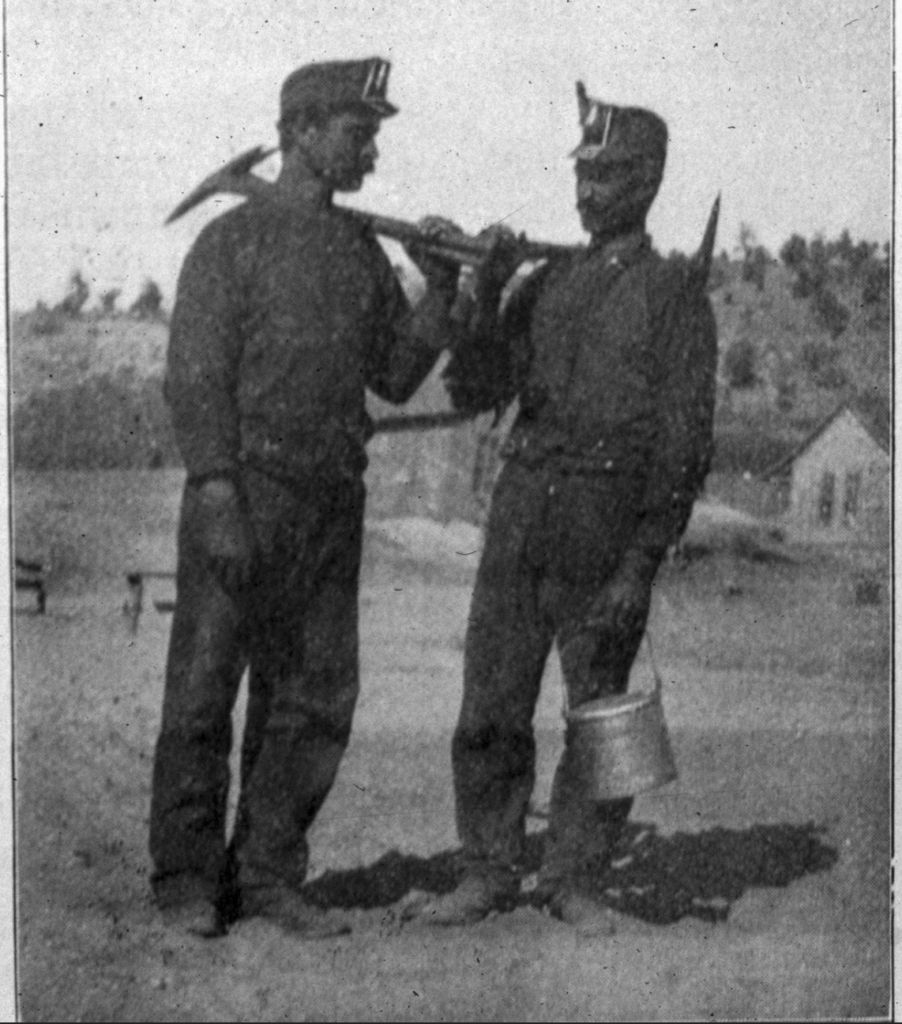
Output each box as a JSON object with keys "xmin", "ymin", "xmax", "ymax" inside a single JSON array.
[{"xmin": 165, "ymin": 146, "xmax": 582, "ymax": 266}]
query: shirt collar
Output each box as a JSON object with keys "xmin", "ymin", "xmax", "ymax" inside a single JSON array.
[{"xmin": 588, "ymin": 230, "xmax": 650, "ymax": 268}]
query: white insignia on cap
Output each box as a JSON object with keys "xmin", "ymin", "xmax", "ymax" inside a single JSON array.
[
  {"xmin": 600, "ymin": 107, "xmax": 613, "ymax": 149},
  {"xmin": 363, "ymin": 58, "xmax": 389, "ymax": 99},
  {"xmin": 585, "ymin": 102, "xmax": 600, "ymax": 128}
]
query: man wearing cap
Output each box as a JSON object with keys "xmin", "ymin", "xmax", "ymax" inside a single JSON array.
[
  {"xmin": 150, "ymin": 57, "xmax": 462, "ymax": 938},
  {"xmin": 416, "ymin": 83, "xmax": 717, "ymax": 932}
]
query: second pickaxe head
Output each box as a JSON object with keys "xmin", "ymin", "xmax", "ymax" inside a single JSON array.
[{"xmin": 688, "ymin": 193, "xmax": 721, "ymax": 292}]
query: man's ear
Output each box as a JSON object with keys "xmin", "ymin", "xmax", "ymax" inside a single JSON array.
[
  {"xmin": 298, "ymin": 123, "xmax": 322, "ymax": 146},
  {"xmin": 285, "ymin": 118, "xmax": 321, "ymax": 155}
]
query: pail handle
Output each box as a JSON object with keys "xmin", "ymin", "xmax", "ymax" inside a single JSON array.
[
  {"xmin": 644, "ymin": 631, "xmax": 664, "ymax": 697},
  {"xmin": 561, "ymin": 629, "xmax": 663, "ymax": 718}
]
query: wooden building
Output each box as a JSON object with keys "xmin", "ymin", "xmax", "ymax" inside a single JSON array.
[{"xmin": 764, "ymin": 400, "xmax": 890, "ymax": 545}]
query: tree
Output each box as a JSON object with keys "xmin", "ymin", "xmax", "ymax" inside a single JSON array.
[
  {"xmin": 776, "ymin": 375, "xmax": 797, "ymax": 413},
  {"xmin": 799, "ymin": 337, "xmax": 847, "ymax": 388},
  {"xmin": 849, "ymin": 239, "xmax": 878, "ymax": 280},
  {"xmin": 130, "ymin": 279, "xmax": 164, "ymax": 320},
  {"xmin": 862, "ymin": 259, "xmax": 889, "ymax": 306},
  {"xmin": 742, "ymin": 245, "xmax": 769, "ymax": 292},
  {"xmin": 807, "ymin": 235, "xmax": 829, "ymax": 288},
  {"xmin": 828, "ymin": 229, "xmax": 854, "ymax": 279},
  {"xmin": 782, "ymin": 232, "xmax": 827, "ymax": 297},
  {"xmin": 57, "ymin": 271, "xmax": 90, "ymax": 317},
  {"xmin": 811, "ymin": 287, "xmax": 850, "ymax": 340},
  {"xmin": 737, "ymin": 223, "xmax": 769, "ymax": 292},
  {"xmin": 737, "ymin": 222, "xmax": 757, "ymax": 258},
  {"xmin": 723, "ymin": 338, "xmax": 757, "ymax": 389},
  {"xmin": 706, "ymin": 253, "xmax": 729, "ymax": 293},
  {"xmin": 801, "ymin": 338, "xmax": 839, "ymax": 375},
  {"xmin": 862, "ymin": 258, "xmax": 890, "ymax": 328},
  {"xmin": 779, "ymin": 234, "xmax": 807, "ymax": 273},
  {"xmin": 28, "ymin": 300, "xmax": 65, "ymax": 336},
  {"xmin": 813, "ymin": 362, "xmax": 848, "ymax": 390},
  {"xmin": 100, "ymin": 288, "xmax": 122, "ymax": 315}
]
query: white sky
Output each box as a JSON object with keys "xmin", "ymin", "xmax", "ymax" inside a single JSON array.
[{"xmin": 5, "ymin": 0, "xmax": 893, "ymax": 310}]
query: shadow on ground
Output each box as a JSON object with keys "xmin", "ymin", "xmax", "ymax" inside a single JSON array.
[{"xmin": 305, "ymin": 820, "xmax": 837, "ymax": 925}]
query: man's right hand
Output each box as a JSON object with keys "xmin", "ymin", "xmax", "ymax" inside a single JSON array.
[{"xmin": 193, "ymin": 478, "xmax": 255, "ymax": 597}]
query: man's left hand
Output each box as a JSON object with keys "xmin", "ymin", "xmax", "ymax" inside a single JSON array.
[
  {"xmin": 474, "ymin": 224, "xmax": 527, "ymax": 294},
  {"xmin": 585, "ymin": 562, "xmax": 654, "ymax": 634},
  {"xmin": 405, "ymin": 216, "xmax": 465, "ymax": 296}
]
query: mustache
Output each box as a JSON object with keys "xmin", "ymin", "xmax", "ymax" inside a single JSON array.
[
  {"xmin": 329, "ymin": 161, "xmax": 375, "ymax": 183},
  {"xmin": 346, "ymin": 160, "xmax": 376, "ymax": 179}
]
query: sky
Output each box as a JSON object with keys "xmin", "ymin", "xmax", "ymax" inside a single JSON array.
[{"xmin": 5, "ymin": 0, "xmax": 893, "ymax": 311}]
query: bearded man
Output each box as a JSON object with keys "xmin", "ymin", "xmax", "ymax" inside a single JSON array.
[
  {"xmin": 149, "ymin": 58, "xmax": 461, "ymax": 938},
  {"xmin": 418, "ymin": 82, "xmax": 717, "ymax": 933}
]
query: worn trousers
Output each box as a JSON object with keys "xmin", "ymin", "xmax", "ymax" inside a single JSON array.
[
  {"xmin": 453, "ymin": 459, "xmax": 654, "ymax": 890},
  {"xmin": 149, "ymin": 469, "xmax": 365, "ymax": 906}
]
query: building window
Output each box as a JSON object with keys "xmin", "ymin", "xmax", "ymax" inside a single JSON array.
[
  {"xmin": 818, "ymin": 471, "xmax": 836, "ymax": 525},
  {"xmin": 843, "ymin": 470, "xmax": 862, "ymax": 525}
]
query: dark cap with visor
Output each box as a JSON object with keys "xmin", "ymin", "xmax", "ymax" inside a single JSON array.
[
  {"xmin": 570, "ymin": 81, "xmax": 667, "ymax": 164},
  {"xmin": 280, "ymin": 57, "xmax": 399, "ymax": 120}
]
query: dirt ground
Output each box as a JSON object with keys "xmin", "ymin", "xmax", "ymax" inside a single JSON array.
[{"xmin": 12, "ymin": 470, "xmax": 892, "ymax": 1021}]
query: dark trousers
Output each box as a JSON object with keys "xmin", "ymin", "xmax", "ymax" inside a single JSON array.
[
  {"xmin": 453, "ymin": 460, "xmax": 654, "ymax": 890},
  {"xmin": 149, "ymin": 470, "xmax": 364, "ymax": 906}
]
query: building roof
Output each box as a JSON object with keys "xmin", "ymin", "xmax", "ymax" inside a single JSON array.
[
  {"xmin": 851, "ymin": 393, "xmax": 892, "ymax": 452},
  {"xmin": 761, "ymin": 396, "xmax": 891, "ymax": 479}
]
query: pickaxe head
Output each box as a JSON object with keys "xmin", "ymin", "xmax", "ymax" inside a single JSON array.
[
  {"xmin": 164, "ymin": 145, "xmax": 277, "ymax": 225},
  {"xmin": 688, "ymin": 193, "xmax": 721, "ymax": 292}
]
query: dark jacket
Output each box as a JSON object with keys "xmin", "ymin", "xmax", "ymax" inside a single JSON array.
[
  {"xmin": 165, "ymin": 195, "xmax": 441, "ymax": 483},
  {"xmin": 444, "ymin": 230, "xmax": 717, "ymax": 564}
]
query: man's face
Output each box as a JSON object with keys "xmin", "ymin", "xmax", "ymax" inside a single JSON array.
[
  {"xmin": 304, "ymin": 109, "xmax": 381, "ymax": 192},
  {"xmin": 574, "ymin": 155, "xmax": 640, "ymax": 235}
]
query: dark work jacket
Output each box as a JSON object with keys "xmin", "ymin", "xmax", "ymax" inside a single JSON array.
[
  {"xmin": 165, "ymin": 195, "xmax": 441, "ymax": 484},
  {"xmin": 444, "ymin": 230, "xmax": 717, "ymax": 566}
]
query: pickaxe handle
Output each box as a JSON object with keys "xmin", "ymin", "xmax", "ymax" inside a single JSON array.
[{"xmin": 164, "ymin": 146, "xmax": 579, "ymax": 266}]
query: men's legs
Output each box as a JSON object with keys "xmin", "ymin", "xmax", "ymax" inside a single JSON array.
[
  {"xmin": 421, "ymin": 465, "xmax": 552, "ymax": 924},
  {"xmin": 149, "ymin": 485, "xmax": 246, "ymax": 926},
  {"xmin": 231, "ymin": 480, "xmax": 363, "ymax": 932},
  {"xmin": 453, "ymin": 564, "xmax": 551, "ymax": 879},
  {"xmin": 538, "ymin": 572, "xmax": 652, "ymax": 928}
]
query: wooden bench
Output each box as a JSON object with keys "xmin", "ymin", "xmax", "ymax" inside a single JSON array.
[
  {"xmin": 124, "ymin": 570, "xmax": 176, "ymax": 631},
  {"xmin": 15, "ymin": 558, "xmax": 46, "ymax": 613}
]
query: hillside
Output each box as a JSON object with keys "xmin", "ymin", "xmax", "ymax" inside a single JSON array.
[
  {"xmin": 9, "ymin": 254, "xmax": 890, "ymax": 480},
  {"xmin": 11, "ymin": 311, "xmax": 169, "ymax": 405},
  {"xmin": 711, "ymin": 261, "xmax": 888, "ymax": 399},
  {"xmin": 708, "ymin": 256, "xmax": 889, "ymax": 472}
]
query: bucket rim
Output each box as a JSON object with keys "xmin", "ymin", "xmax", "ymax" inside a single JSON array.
[{"xmin": 566, "ymin": 690, "xmax": 660, "ymax": 721}]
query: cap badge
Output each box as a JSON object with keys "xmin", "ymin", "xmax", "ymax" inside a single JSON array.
[
  {"xmin": 600, "ymin": 107, "xmax": 613, "ymax": 149},
  {"xmin": 581, "ymin": 101, "xmax": 613, "ymax": 149},
  {"xmin": 362, "ymin": 58, "xmax": 390, "ymax": 102}
]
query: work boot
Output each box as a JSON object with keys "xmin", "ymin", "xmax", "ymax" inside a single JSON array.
[
  {"xmin": 411, "ymin": 871, "xmax": 519, "ymax": 927},
  {"xmin": 240, "ymin": 885, "xmax": 351, "ymax": 938},
  {"xmin": 546, "ymin": 887, "xmax": 619, "ymax": 938},
  {"xmin": 160, "ymin": 898, "xmax": 224, "ymax": 939}
]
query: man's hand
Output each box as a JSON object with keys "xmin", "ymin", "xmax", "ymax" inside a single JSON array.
[
  {"xmin": 584, "ymin": 558, "xmax": 655, "ymax": 635},
  {"xmin": 405, "ymin": 216, "xmax": 465, "ymax": 297},
  {"xmin": 192, "ymin": 478, "xmax": 255, "ymax": 598},
  {"xmin": 474, "ymin": 224, "xmax": 527, "ymax": 295}
]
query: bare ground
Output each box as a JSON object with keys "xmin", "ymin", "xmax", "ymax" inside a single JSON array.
[{"xmin": 12, "ymin": 470, "xmax": 892, "ymax": 1021}]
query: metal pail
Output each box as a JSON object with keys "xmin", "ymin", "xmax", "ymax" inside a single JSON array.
[{"xmin": 566, "ymin": 684, "xmax": 677, "ymax": 800}]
